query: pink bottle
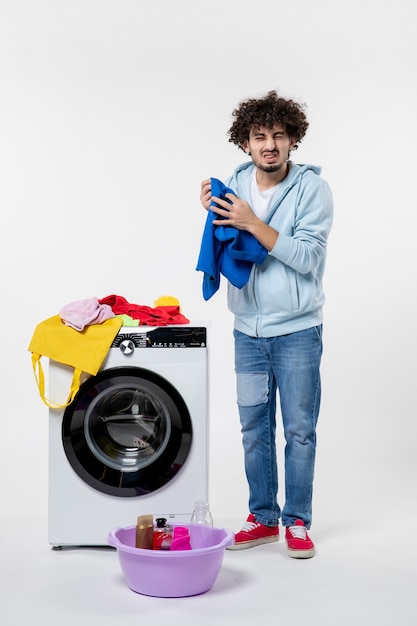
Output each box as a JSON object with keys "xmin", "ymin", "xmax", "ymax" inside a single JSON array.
[{"xmin": 170, "ymin": 526, "xmax": 192, "ymax": 551}]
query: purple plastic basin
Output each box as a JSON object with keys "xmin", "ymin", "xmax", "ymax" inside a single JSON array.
[{"xmin": 107, "ymin": 523, "xmax": 234, "ymax": 597}]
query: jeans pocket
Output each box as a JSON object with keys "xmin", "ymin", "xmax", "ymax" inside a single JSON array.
[
  {"xmin": 313, "ymin": 324, "xmax": 323, "ymax": 339},
  {"xmin": 236, "ymin": 371, "xmax": 268, "ymax": 407}
]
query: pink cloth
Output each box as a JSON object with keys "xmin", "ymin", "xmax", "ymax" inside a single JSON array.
[{"xmin": 60, "ymin": 297, "xmax": 114, "ymax": 331}]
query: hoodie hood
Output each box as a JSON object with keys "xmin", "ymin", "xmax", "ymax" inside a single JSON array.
[{"xmin": 226, "ymin": 160, "xmax": 322, "ymax": 204}]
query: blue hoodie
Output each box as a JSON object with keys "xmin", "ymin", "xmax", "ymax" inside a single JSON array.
[{"xmin": 225, "ymin": 161, "xmax": 334, "ymax": 337}]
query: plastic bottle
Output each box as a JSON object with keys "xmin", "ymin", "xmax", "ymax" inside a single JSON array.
[
  {"xmin": 170, "ymin": 526, "xmax": 192, "ymax": 551},
  {"xmin": 135, "ymin": 514, "xmax": 154, "ymax": 549},
  {"xmin": 190, "ymin": 500, "xmax": 213, "ymax": 527},
  {"xmin": 152, "ymin": 517, "xmax": 173, "ymax": 550},
  {"xmin": 190, "ymin": 500, "xmax": 213, "ymax": 549}
]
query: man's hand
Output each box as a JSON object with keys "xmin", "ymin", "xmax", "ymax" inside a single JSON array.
[
  {"xmin": 211, "ymin": 193, "xmax": 258, "ymax": 232},
  {"xmin": 200, "ymin": 179, "xmax": 212, "ymax": 210},
  {"xmin": 211, "ymin": 193, "xmax": 279, "ymax": 252}
]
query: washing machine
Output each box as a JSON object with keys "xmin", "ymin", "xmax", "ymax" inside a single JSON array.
[{"xmin": 48, "ymin": 324, "xmax": 208, "ymax": 548}]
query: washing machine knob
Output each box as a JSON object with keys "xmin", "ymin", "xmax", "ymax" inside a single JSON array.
[{"xmin": 120, "ymin": 339, "xmax": 135, "ymax": 355}]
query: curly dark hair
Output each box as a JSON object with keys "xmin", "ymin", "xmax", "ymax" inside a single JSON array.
[{"xmin": 228, "ymin": 90, "xmax": 309, "ymax": 152}]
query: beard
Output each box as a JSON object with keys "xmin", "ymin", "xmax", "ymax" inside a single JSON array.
[
  {"xmin": 258, "ymin": 164, "xmax": 283, "ymax": 173},
  {"xmin": 256, "ymin": 160, "xmax": 288, "ymax": 174},
  {"xmin": 253, "ymin": 152, "xmax": 289, "ymax": 174}
]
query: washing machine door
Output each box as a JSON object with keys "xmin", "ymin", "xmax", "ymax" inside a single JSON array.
[{"xmin": 62, "ymin": 367, "xmax": 192, "ymax": 497}]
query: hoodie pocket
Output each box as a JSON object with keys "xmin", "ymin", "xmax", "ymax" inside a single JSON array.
[{"xmin": 287, "ymin": 267, "xmax": 300, "ymax": 311}]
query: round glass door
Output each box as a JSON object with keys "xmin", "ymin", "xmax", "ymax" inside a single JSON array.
[{"xmin": 62, "ymin": 367, "xmax": 192, "ymax": 496}]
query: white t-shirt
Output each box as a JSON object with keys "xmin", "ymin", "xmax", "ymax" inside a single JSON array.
[{"xmin": 250, "ymin": 169, "xmax": 284, "ymax": 220}]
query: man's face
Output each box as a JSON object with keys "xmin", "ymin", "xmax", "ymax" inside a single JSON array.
[{"xmin": 243, "ymin": 124, "xmax": 296, "ymax": 174}]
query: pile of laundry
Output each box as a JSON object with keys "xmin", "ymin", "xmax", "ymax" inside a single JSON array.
[{"xmin": 59, "ymin": 295, "xmax": 189, "ymax": 331}]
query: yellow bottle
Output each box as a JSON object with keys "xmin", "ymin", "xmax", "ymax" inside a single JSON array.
[{"xmin": 135, "ymin": 515, "xmax": 154, "ymax": 549}]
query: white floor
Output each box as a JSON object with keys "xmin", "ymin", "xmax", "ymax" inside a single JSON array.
[{"xmin": 2, "ymin": 513, "xmax": 416, "ymax": 625}]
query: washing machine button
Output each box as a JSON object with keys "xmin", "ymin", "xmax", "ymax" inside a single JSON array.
[{"xmin": 120, "ymin": 339, "xmax": 135, "ymax": 355}]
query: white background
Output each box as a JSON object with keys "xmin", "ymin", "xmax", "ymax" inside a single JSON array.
[{"xmin": 1, "ymin": 0, "xmax": 416, "ymax": 534}]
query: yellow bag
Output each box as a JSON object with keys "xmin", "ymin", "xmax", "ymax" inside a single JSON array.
[{"xmin": 28, "ymin": 314, "xmax": 123, "ymax": 409}]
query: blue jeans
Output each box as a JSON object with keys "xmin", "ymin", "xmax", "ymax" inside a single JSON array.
[{"xmin": 234, "ymin": 326, "xmax": 323, "ymax": 529}]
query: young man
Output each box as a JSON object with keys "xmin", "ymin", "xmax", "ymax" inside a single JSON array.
[{"xmin": 200, "ymin": 91, "xmax": 333, "ymax": 558}]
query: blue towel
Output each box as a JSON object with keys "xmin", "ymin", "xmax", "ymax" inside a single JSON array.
[{"xmin": 196, "ymin": 178, "xmax": 268, "ymax": 300}]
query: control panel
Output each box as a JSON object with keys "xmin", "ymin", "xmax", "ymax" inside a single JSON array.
[{"xmin": 111, "ymin": 327, "xmax": 207, "ymax": 349}]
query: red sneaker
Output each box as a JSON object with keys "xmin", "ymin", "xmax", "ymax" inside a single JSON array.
[
  {"xmin": 227, "ymin": 514, "xmax": 279, "ymax": 551},
  {"xmin": 285, "ymin": 519, "xmax": 315, "ymax": 558}
]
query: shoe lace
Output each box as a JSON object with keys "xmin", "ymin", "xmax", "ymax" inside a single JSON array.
[
  {"xmin": 288, "ymin": 524, "xmax": 307, "ymax": 540},
  {"xmin": 241, "ymin": 520, "xmax": 259, "ymax": 532}
]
